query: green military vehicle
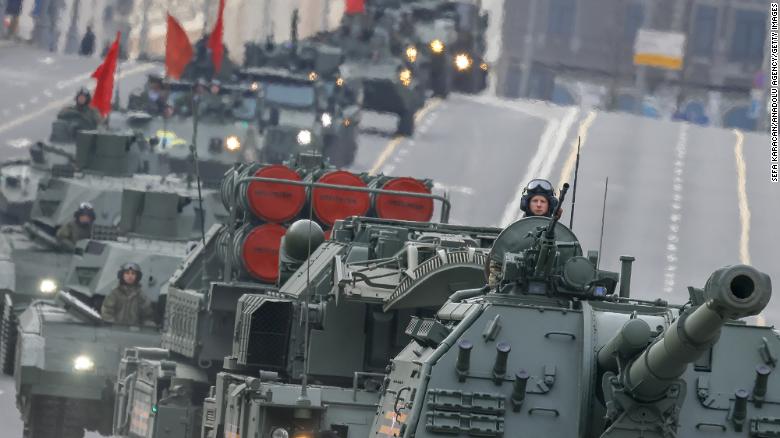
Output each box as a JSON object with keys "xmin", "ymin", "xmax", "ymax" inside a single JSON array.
[
  {"xmin": 11, "ymin": 187, "xmax": 227, "ymax": 438},
  {"xmin": 436, "ymin": 0, "xmax": 490, "ymax": 93},
  {"xmin": 108, "ymin": 164, "xmax": 501, "ymax": 437},
  {"xmin": 239, "ymin": 67, "xmax": 360, "ymax": 167},
  {"xmin": 196, "ymin": 184, "xmax": 776, "ymax": 438},
  {"xmin": 124, "ymin": 77, "xmax": 264, "ymax": 188},
  {"xmin": 0, "ymin": 99, "xmax": 164, "ymax": 224},
  {"xmin": 0, "ymin": 131, "xmax": 226, "ymax": 376}
]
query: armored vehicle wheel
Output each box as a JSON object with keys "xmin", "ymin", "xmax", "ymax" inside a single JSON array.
[
  {"xmin": 0, "ymin": 299, "xmax": 17, "ymax": 376},
  {"xmin": 397, "ymin": 111, "xmax": 415, "ymax": 137},
  {"xmin": 23, "ymin": 396, "xmax": 85, "ymax": 438}
]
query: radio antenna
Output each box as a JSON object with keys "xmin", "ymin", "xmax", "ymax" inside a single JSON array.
[
  {"xmin": 569, "ymin": 137, "xmax": 581, "ymax": 229},
  {"xmin": 189, "ymin": 97, "xmax": 209, "ymax": 286},
  {"xmin": 597, "ymin": 177, "xmax": 609, "ymax": 270}
]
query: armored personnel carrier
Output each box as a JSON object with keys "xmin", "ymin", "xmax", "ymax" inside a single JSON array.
[
  {"xmin": 124, "ymin": 77, "xmax": 263, "ymax": 187},
  {"xmin": 0, "ymin": 110, "xmax": 166, "ymax": 224},
  {"xmin": 0, "ymin": 137, "xmax": 225, "ymax": 376},
  {"xmin": 196, "ymin": 184, "xmax": 775, "ymax": 438},
  {"xmin": 11, "ymin": 187, "xmax": 227, "ymax": 438},
  {"xmin": 436, "ymin": 0, "xmax": 490, "ymax": 93},
  {"xmin": 238, "ymin": 67, "xmax": 360, "ymax": 167}
]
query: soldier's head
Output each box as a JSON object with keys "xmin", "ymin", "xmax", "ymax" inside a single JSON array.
[
  {"xmin": 118, "ymin": 262, "xmax": 143, "ymax": 286},
  {"xmin": 520, "ymin": 179, "xmax": 558, "ymax": 217},
  {"xmin": 74, "ymin": 201, "xmax": 96, "ymax": 226},
  {"xmin": 75, "ymin": 88, "xmax": 92, "ymax": 107}
]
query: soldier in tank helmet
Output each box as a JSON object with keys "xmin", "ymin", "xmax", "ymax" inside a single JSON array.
[
  {"xmin": 55, "ymin": 202, "xmax": 95, "ymax": 251},
  {"xmin": 520, "ymin": 178, "xmax": 562, "ymax": 219},
  {"xmin": 487, "ymin": 179, "xmax": 564, "ymax": 286},
  {"xmin": 101, "ymin": 262, "xmax": 156, "ymax": 326},
  {"xmin": 56, "ymin": 88, "xmax": 101, "ymax": 130}
]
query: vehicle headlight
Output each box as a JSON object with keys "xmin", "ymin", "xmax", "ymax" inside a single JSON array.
[
  {"xmin": 39, "ymin": 279, "xmax": 57, "ymax": 294},
  {"xmin": 251, "ymin": 81, "xmax": 259, "ymax": 91},
  {"xmin": 399, "ymin": 68, "xmax": 412, "ymax": 87},
  {"xmin": 225, "ymin": 135, "xmax": 241, "ymax": 151},
  {"xmin": 297, "ymin": 130, "xmax": 312, "ymax": 145},
  {"xmin": 455, "ymin": 53, "xmax": 472, "ymax": 71},
  {"xmin": 430, "ymin": 39, "xmax": 444, "ymax": 54},
  {"xmin": 271, "ymin": 428, "xmax": 289, "ymax": 438},
  {"xmin": 73, "ymin": 355, "xmax": 95, "ymax": 371},
  {"xmin": 321, "ymin": 113, "xmax": 332, "ymax": 127},
  {"xmin": 336, "ymin": 77, "xmax": 344, "ymax": 87},
  {"xmin": 480, "ymin": 62, "xmax": 489, "ymax": 71},
  {"xmin": 406, "ymin": 45, "xmax": 418, "ymax": 63},
  {"xmin": 308, "ymin": 71, "xmax": 318, "ymax": 81}
]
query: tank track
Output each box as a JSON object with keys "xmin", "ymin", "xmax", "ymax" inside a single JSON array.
[
  {"xmin": 0, "ymin": 299, "xmax": 17, "ymax": 376},
  {"xmin": 23, "ymin": 396, "xmax": 85, "ymax": 438}
]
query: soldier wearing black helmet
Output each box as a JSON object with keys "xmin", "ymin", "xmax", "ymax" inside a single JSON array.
[
  {"xmin": 101, "ymin": 262, "xmax": 156, "ymax": 326},
  {"xmin": 519, "ymin": 178, "xmax": 562, "ymax": 219},
  {"xmin": 56, "ymin": 88, "xmax": 101, "ymax": 130},
  {"xmin": 55, "ymin": 202, "xmax": 95, "ymax": 251},
  {"xmin": 487, "ymin": 179, "xmax": 564, "ymax": 286}
]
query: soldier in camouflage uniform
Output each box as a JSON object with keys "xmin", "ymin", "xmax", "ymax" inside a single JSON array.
[
  {"xmin": 101, "ymin": 263, "xmax": 156, "ymax": 326},
  {"xmin": 55, "ymin": 202, "xmax": 95, "ymax": 251},
  {"xmin": 56, "ymin": 88, "xmax": 102, "ymax": 130}
]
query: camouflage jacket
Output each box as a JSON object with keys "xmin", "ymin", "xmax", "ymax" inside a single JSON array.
[
  {"xmin": 101, "ymin": 284, "xmax": 155, "ymax": 326},
  {"xmin": 55, "ymin": 220, "xmax": 93, "ymax": 250},
  {"xmin": 56, "ymin": 105, "xmax": 101, "ymax": 130}
]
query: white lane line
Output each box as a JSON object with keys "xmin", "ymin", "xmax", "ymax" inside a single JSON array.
[
  {"xmin": 499, "ymin": 106, "xmax": 580, "ymax": 227},
  {"xmin": 7, "ymin": 138, "xmax": 32, "ymax": 148},
  {"xmin": 433, "ymin": 181, "xmax": 475, "ymax": 196},
  {"xmin": 733, "ymin": 129, "xmax": 751, "ymax": 266},
  {"xmin": 663, "ymin": 124, "xmax": 689, "ymax": 294},
  {"xmin": 733, "ymin": 129, "xmax": 761, "ymax": 324},
  {"xmin": 0, "ymin": 63, "xmax": 155, "ymax": 135}
]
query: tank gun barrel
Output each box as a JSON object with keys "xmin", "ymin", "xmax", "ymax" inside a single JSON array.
[{"xmin": 623, "ymin": 265, "xmax": 772, "ymax": 401}]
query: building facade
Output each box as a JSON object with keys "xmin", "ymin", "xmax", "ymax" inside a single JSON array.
[{"xmin": 495, "ymin": 0, "xmax": 769, "ymax": 130}]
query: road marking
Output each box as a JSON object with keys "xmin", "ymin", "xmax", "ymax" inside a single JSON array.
[
  {"xmin": 7, "ymin": 138, "xmax": 32, "ymax": 148},
  {"xmin": 557, "ymin": 110, "xmax": 597, "ymax": 187},
  {"xmin": 367, "ymin": 98, "xmax": 441, "ymax": 175},
  {"xmin": 433, "ymin": 182, "xmax": 475, "ymax": 195},
  {"xmin": 499, "ymin": 107, "xmax": 580, "ymax": 227},
  {"xmin": 733, "ymin": 129, "xmax": 761, "ymax": 324},
  {"xmin": 663, "ymin": 124, "xmax": 689, "ymax": 294},
  {"xmin": 0, "ymin": 63, "xmax": 155, "ymax": 135}
]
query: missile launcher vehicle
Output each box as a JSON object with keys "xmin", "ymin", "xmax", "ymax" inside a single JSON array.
[{"xmin": 109, "ymin": 162, "xmax": 506, "ymax": 437}]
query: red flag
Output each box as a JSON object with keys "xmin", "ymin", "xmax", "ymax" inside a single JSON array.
[
  {"xmin": 165, "ymin": 13, "xmax": 193, "ymax": 79},
  {"xmin": 90, "ymin": 31, "xmax": 120, "ymax": 118},
  {"xmin": 207, "ymin": 0, "xmax": 225, "ymax": 74},
  {"xmin": 345, "ymin": 0, "xmax": 365, "ymax": 15}
]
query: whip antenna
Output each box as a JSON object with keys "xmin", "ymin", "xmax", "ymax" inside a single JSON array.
[
  {"xmin": 597, "ymin": 177, "xmax": 609, "ymax": 270},
  {"xmin": 569, "ymin": 136, "xmax": 581, "ymax": 229}
]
